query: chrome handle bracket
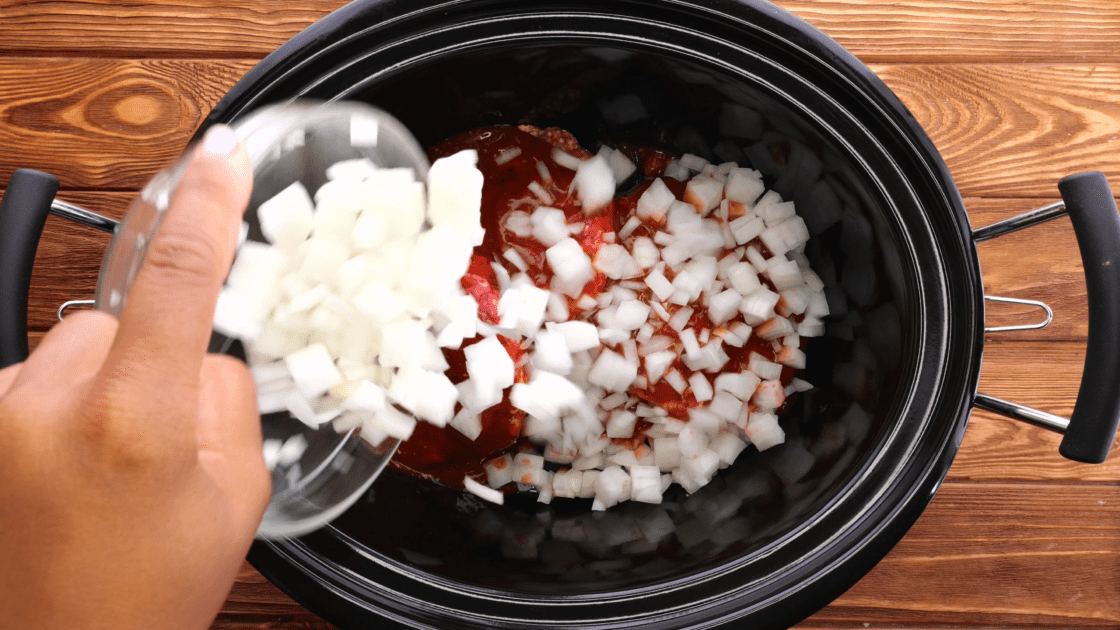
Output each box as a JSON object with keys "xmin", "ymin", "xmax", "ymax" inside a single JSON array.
[
  {"xmin": 58, "ymin": 299, "xmax": 95, "ymax": 321},
  {"xmin": 973, "ymin": 200, "xmax": 1074, "ymax": 435},
  {"xmin": 50, "ymin": 199, "xmax": 118, "ymax": 234},
  {"xmin": 49, "ymin": 200, "xmax": 117, "ymax": 321},
  {"xmin": 983, "ymin": 295, "xmax": 1053, "ymax": 333},
  {"xmin": 974, "ymin": 393, "xmax": 1069, "ymax": 435},
  {"xmin": 973, "ymin": 201, "xmax": 1067, "ymax": 242}
]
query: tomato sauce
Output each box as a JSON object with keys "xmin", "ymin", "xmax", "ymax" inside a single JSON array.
[{"xmin": 388, "ymin": 125, "xmax": 804, "ymax": 489}]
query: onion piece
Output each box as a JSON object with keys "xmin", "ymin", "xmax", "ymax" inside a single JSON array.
[
  {"xmin": 388, "ymin": 367, "xmax": 458, "ymax": 427},
  {"xmin": 450, "ymin": 408, "xmax": 483, "ymax": 441},
  {"xmin": 485, "ymin": 454, "xmax": 514, "ymax": 488},
  {"xmin": 630, "ymin": 465, "xmax": 663, "ymax": 504},
  {"xmin": 607, "ymin": 149, "xmax": 637, "ymax": 184},
  {"xmin": 679, "ymin": 153, "xmax": 709, "ymax": 173},
  {"xmin": 284, "ymin": 343, "xmax": 343, "ymax": 399},
  {"xmin": 614, "ymin": 300, "xmax": 651, "ymax": 330},
  {"xmin": 494, "ymin": 146, "xmax": 522, "ymax": 165},
  {"xmin": 428, "ymin": 149, "xmax": 485, "ymax": 245},
  {"xmin": 593, "ymin": 466, "xmax": 632, "ymax": 509},
  {"xmin": 532, "ymin": 329, "xmax": 574, "ymax": 375},
  {"xmin": 572, "ymin": 155, "xmax": 615, "ymax": 213},
  {"xmin": 594, "ymin": 244, "xmax": 642, "ymax": 279},
  {"xmin": 464, "ymin": 476, "xmax": 505, "ymax": 505},
  {"xmin": 606, "ymin": 410, "xmax": 638, "ymax": 438},
  {"xmin": 257, "ymin": 181, "xmax": 315, "ymax": 249},
  {"xmin": 751, "ymin": 379, "xmax": 786, "ymax": 410},
  {"xmin": 636, "ymin": 178, "xmax": 675, "ymax": 222},
  {"xmin": 551, "ymin": 147, "xmax": 584, "ymax": 170},
  {"xmin": 498, "ymin": 279, "xmax": 551, "ymax": 337},
  {"xmin": 684, "ymin": 178, "xmax": 723, "ymax": 214},
  {"xmin": 707, "ymin": 288, "xmax": 743, "ymax": 325},
  {"xmin": 688, "ymin": 373, "xmax": 714, "ymax": 402},
  {"xmin": 546, "ymin": 238, "xmax": 595, "ymax": 298},
  {"xmin": 588, "ymin": 349, "xmax": 639, "ymax": 393},
  {"xmin": 643, "ymin": 350, "xmax": 676, "ymax": 385}
]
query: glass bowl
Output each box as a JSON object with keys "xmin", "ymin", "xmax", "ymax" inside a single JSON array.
[{"xmin": 95, "ymin": 101, "xmax": 430, "ymax": 538}]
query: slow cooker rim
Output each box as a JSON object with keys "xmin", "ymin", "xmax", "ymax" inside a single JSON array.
[
  {"xmin": 201, "ymin": 0, "xmax": 985, "ymax": 628},
  {"xmin": 300, "ymin": 17, "xmax": 980, "ymax": 602}
]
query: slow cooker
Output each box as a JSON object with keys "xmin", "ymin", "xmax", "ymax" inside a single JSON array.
[{"xmin": 2, "ymin": 1, "xmax": 1118, "ymax": 628}]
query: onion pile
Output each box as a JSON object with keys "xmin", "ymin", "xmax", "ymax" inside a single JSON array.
[
  {"xmin": 222, "ymin": 133, "xmax": 828, "ymax": 512},
  {"xmin": 219, "ymin": 153, "xmax": 485, "ymax": 455}
]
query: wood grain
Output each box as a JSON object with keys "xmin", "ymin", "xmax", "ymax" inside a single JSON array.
[
  {"xmin": 874, "ymin": 64, "xmax": 1120, "ymax": 199},
  {"xmin": 957, "ymin": 340, "xmax": 1120, "ymax": 482},
  {"xmin": 776, "ymin": 1, "xmax": 1120, "ymax": 64},
  {"xmin": 3, "ymin": 1, "xmax": 1120, "ymax": 65},
  {"xmin": 807, "ymin": 483, "xmax": 1120, "ymax": 627},
  {"xmin": 208, "ymin": 483, "xmax": 1120, "ymax": 629},
  {"xmin": 4, "ymin": 60, "xmax": 1120, "ymax": 197},
  {"xmin": 0, "ymin": 0, "xmax": 347, "ymax": 58},
  {"xmin": 214, "ymin": 564, "xmax": 335, "ymax": 630},
  {"xmin": 0, "ymin": 58, "xmax": 252, "ymax": 190}
]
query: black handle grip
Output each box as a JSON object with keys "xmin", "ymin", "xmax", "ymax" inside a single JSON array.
[
  {"xmin": 1057, "ymin": 172, "xmax": 1120, "ymax": 463},
  {"xmin": 0, "ymin": 169, "xmax": 59, "ymax": 369}
]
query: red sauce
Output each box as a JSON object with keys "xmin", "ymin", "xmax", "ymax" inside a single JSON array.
[
  {"xmin": 460, "ymin": 254, "xmax": 502, "ymax": 325},
  {"xmin": 389, "ymin": 333, "xmax": 529, "ymax": 486},
  {"xmin": 389, "ymin": 125, "xmax": 804, "ymax": 488}
]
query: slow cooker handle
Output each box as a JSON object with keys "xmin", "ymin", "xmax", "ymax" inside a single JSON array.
[
  {"xmin": 1056, "ymin": 172, "xmax": 1120, "ymax": 463},
  {"xmin": 975, "ymin": 172, "xmax": 1120, "ymax": 463},
  {"xmin": 0, "ymin": 169, "xmax": 60, "ymax": 370}
]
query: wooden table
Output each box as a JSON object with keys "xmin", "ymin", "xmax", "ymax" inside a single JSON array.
[{"xmin": 4, "ymin": 0, "xmax": 1118, "ymax": 627}]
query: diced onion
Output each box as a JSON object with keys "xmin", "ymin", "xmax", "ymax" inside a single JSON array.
[
  {"xmin": 464, "ymin": 476, "xmax": 505, "ymax": 504},
  {"xmin": 227, "ymin": 132, "xmax": 831, "ymax": 513}
]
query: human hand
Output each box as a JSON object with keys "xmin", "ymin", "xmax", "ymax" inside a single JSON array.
[{"xmin": 0, "ymin": 125, "xmax": 269, "ymax": 630}]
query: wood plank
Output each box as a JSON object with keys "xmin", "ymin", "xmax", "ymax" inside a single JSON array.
[
  {"xmin": 3, "ymin": 1, "xmax": 1120, "ymax": 65},
  {"xmin": 209, "ymin": 484, "xmax": 1120, "ymax": 628},
  {"xmin": 955, "ymin": 340, "xmax": 1120, "ymax": 482},
  {"xmin": 210, "ymin": 617, "xmax": 333, "ymax": 630},
  {"xmin": 4, "ymin": 58, "xmax": 1119, "ymax": 198},
  {"xmin": 776, "ymin": 0, "xmax": 1120, "ymax": 64},
  {"xmin": 802, "ymin": 483, "xmax": 1120, "ymax": 627},
  {"xmin": 0, "ymin": 0, "xmax": 346, "ymax": 58},
  {"xmin": 213, "ymin": 563, "xmax": 335, "ymax": 630},
  {"xmin": 874, "ymin": 64, "xmax": 1120, "ymax": 198},
  {"xmin": 0, "ymin": 58, "xmax": 253, "ymax": 190}
]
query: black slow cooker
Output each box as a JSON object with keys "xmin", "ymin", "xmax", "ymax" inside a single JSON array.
[{"xmin": 2, "ymin": 1, "xmax": 1119, "ymax": 628}]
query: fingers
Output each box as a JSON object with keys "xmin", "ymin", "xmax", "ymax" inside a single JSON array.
[
  {"xmin": 197, "ymin": 354, "xmax": 261, "ymax": 457},
  {"xmin": 0, "ymin": 364, "xmax": 20, "ymax": 397},
  {"xmin": 0, "ymin": 312, "xmax": 120, "ymax": 470},
  {"xmin": 9, "ymin": 311, "xmax": 118, "ymax": 394},
  {"xmin": 197, "ymin": 354, "xmax": 270, "ymax": 530},
  {"xmin": 106, "ymin": 125, "xmax": 252, "ymax": 397}
]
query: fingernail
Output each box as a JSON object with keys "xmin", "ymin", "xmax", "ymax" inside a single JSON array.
[{"xmin": 201, "ymin": 124, "xmax": 240, "ymax": 158}]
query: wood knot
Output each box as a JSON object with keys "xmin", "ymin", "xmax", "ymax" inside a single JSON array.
[{"xmin": 113, "ymin": 94, "xmax": 162, "ymax": 126}]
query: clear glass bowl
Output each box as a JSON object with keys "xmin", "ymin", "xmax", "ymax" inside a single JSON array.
[{"xmin": 95, "ymin": 101, "xmax": 430, "ymax": 538}]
